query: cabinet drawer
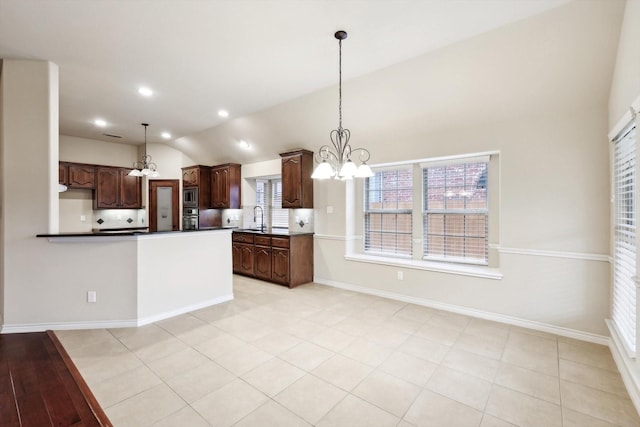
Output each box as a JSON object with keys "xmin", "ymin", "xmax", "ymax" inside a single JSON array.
[
  {"xmin": 271, "ymin": 237, "xmax": 290, "ymax": 248},
  {"xmin": 255, "ymin": 235, "xmax": 271, "ymax": 246},
  {"xmin": 232, "ymin": 233, "xmax": 254, "ymax": 243}
]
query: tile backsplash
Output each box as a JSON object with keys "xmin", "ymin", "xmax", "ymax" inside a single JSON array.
[{"xmin": 92, "ymin": 209, "xmax": 146, "ymax": 229}]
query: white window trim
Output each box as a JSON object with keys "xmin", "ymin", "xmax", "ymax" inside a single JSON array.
[{"xmin": 352, "ymin": 150, "xmax": 501, "ymax": 279}]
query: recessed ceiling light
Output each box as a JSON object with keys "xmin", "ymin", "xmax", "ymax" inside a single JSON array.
[
  {"xmin": 94, "ymin": 119, "xmax": 107, "ymax": 127},
  {"xmin": 218, "ymin": 110, "xmax": 229, "ymax": 118},
  {"xmin": 138, "ymin": 87, "xmax": 153, "ymax": 97},
  {"xmin": 161, "ymin": 132, "xmax": 171, "ymax": 139},
  {"xmin": 238, "ymin": 140, "xmax": 250, "ymax": 149}
]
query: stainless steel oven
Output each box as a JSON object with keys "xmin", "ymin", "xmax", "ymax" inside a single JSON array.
[
  {"xmin": 183, "ymin": 188, "xmax": 198, "ymax": 208},
  {"xmin": 183, "ymin": 208, "xmax": 199, "ymax": 230}
]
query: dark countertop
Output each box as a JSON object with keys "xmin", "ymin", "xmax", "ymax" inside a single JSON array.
[
  {"xmin": 233, "ymin": 228, "xmax": 315, "ymax": 236},
  {"xmin": 37, "ymin": 227, "xmax": 234, "ymax": 238}
]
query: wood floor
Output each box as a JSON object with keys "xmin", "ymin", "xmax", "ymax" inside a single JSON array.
[{"xmin": 0, "ymin": 331, "xmax": 111, "ymax": 427}]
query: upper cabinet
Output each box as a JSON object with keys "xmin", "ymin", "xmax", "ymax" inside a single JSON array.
[
  {"xmin": 211, "ymin": 163, "xmax": 241, "ymax": 209},
  {"xmin": 280, "ymin": 150, "xmax": 313, "ymax": 208},
  {"xmin": 95, "ymin": 167, "xmax": 141, "ymax": 209},
  {"xmin": 59, "ymin": 162, "xmax": 95, "ymax": 189},
  {"xmin": 182, "ymin": 165, "xmax": 211, "ymax": 208}
]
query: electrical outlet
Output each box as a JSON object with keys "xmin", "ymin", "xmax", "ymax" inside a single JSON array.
[
  {"xmin": 397, "ymin": 271, "xmax": 404, "ymax": 281},
  {"xmin": 80, "ymin": 215, "xmax": 86, "ymax": 222},
  {"xmin": 87, "ymin": 291, "xmax": 97, "ymax": 303},
  {"xmin": 327, "ymin": 206, "xmax": 333, "ymax": 214}
]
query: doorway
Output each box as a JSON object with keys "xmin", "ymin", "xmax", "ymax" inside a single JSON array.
[{"xmin": 149, "ymin": 180, "xmax": 179, "ymax": 232}]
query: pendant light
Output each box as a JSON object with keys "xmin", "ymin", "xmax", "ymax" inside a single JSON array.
[
  {"xmin": 128, "ymin": 123, "xmax": 159, "ymax": 177},
  {"xmin": 311, "ymin": 30, "xmax": 373, "ymax": 180}
]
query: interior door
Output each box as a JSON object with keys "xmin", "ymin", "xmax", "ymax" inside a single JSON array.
[{"xmin": 149, "ymin": 180, "xmax": 179, "ymax": 231}]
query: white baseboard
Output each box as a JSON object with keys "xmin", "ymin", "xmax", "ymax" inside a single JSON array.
[
  {"xmin": 607, "ymin": 320, "xmax": 640, "ymax": 414},
  {"xmin": 0, "ymin": 293, "xmax": 234, "ymax": 333},
  {"xmin": 314, "ymin": 277, "xmax": 608, "ymax": 345}
]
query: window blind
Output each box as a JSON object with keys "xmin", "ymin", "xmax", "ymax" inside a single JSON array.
[
  {"xmin": 612, "ymin": 124, "xmax": 637, "ymax": 355},
  {"xmin": 422, "ymin": 160, "xmax": 488, "ymax": 264},
  {"xmin": 364, "ymin": 167, "xmax": 413, "ymax": 257},
  {"xmin": 271, "ymin": 180, "xmax": 288, "ymax": 228}
]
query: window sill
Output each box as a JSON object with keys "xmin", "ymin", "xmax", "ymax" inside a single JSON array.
[{"xmin": 344, "ymin": 253, "xmax": 503, "ymax": 280}]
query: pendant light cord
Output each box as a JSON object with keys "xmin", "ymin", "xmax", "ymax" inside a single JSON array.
[{"xmin": 338, "ymin": 38, "xmax": 343, "ymax": 132}]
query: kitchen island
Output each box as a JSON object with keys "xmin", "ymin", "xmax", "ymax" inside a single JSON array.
[{"xmin": 4, "ymin": 229, "xmax": 234, "ymax": 333}]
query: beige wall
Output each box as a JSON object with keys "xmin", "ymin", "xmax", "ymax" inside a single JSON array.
[{"xmin": 609, "ymin": 0, "xmax": 640, "ymax": 127}]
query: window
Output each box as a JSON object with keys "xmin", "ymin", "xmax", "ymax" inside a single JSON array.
[
  {"xmin": 422, "ymin": 158, "xmax": 489, "ymax": 265},
  {"xmin": 256, "ymin": 179, "xmax": 288, "ymax": 229},
  {"xmin": 612, "ymin": 124, "xmax": 637, "ymax": 354},
  {"xmin": 364, "ymin": 168, "xmax": 413, "ymax": 256}
]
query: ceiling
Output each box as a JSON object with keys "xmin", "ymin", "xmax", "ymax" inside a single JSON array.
[{"xmin": 0, "ymin": 0, "xmax": 571, "ymax": 151}]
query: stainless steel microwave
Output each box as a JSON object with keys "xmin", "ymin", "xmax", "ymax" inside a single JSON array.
[{"xmin": 183, "ymin": 188, "xmax": 198, "ymax": 208}]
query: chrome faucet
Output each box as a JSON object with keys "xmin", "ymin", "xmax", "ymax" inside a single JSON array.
[{"xmin": 253, "ymin": 205, "xmax": 264, "ymax": 232}]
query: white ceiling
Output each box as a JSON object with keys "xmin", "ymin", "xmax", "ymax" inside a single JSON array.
[{"xmin": 0, "ymin": 0, "xmax": 570, "ymax": 150}]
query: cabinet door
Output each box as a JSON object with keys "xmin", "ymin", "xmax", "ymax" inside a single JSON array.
[
  {"xmin": 271, "ymin": 248, "xmax": 290, "ymax": 284},
  {"xmin": 120, "ymin": 169, "xmax": 141, "ymax": 208},
  {"xmin": 254, "ymin": 245, "xmax": 272, "ymax": 280},
  {"xmin": 240, "ymin": 244, "xmax": 255, "ymax": 276},
  {"xmin": 232, "ymin": 243, "xmax": 242, "ymax": 273},
  {"xmin": 59, "ymin": 163, "xmax": 68, "ymax": 185},
  {"xmin": 68, "ymin": 164, "xmax": 95, "ymax": 188},
  {"xmin": 182, "ymin": 168, "xmax": 199, "ymax": 187},
  {"xmin": 95, "ymin": 167, "xmax": 119, "ymax": 209},
  {"xmin": 211, "ymin": 166, "xmax": 229, "ymax": 208},
  {"xmin": 280, "ymin": 150, "xmax": 313, "ymax": 208}
]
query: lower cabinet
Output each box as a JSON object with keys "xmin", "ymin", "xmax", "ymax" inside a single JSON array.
[{"xmin": 232, "ymin": 232, "xmax": 313, "ymax": 288}]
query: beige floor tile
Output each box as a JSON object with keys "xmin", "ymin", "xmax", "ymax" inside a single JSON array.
[
  {"xmin": 213, "ymin": 314, "xmax": 276, "ymax": 342},
  {"xmin": 134, "ymin": 336, "xmax": 190, "ymax": 363},
  {"xmin": 378, "ymin": 351, "xmax": 438, "ymax": 386},
  {"xmin": 453, "ymin": 332, "xmax": 506, "ymax": 360},
  {"xmin": 333, "ymin": 317, "xmax": 378, "ymax": 336},
  {"xmin": 284, "ymin": 319, "xmax": 332, "ymax": 341},
  {"xmin": 164, "ymin": 360, "xmax": 236, "ymax": 403},
  {"xmin": 560, "ymin": 380, "xmax": 640, "ymax": 426},
  {"xmin": 191, "ymin": 301, "xmax": 252, "ymax": 322},
  {"xmin": 393, "ymin": 304, "xmax": 435, "ymax": 323},
  {"xmin": 310, "ymin": 328, "xmax": 357, "ymax": 352},
  {"xmin": 506, "ymin": 330, "xmax": 558, "ymax": 355},
  {"xmin": 242, "ymin": 357, "xmax": 306, "ymax": 396},
  {"xmin": 147, "ymin": 347, "xmax": 210, "ymax": 380},
  {"xmin": 151, "ymin": 406, "xmax": 210, "ymax": 427},
  {"xmin": 364, "ymin": 324, "xmax": 411, "ymax": 348},
  {"xmin": 174, "ymin": 323, "xmax": 225, "ymax": 346},
  {"xmin": 234, "ymin": 400, "xmax": 311, "ymax": 427},
  {"xmin": 91, "ymin": 365, "xmax": 162, "ymax": 408},
  {"xmin": 76, "ymin": 351, "xmax": 145, "ymax": 385},
  {"xmin": 252, "ymin": 330, "xmax": 302, "ymax": 355},
  {"xmin": 398, "ymin": 335, "xmax": 451, "ymax": 364},
  {"xmin": 214, "ymin": 341, "xmax": 273, "ymax": 375},
  {"xmin": 501, "ymin": 345, "xmax": 559, "ymax": 376},
  {"xmin": 311, "ymin": 354, "xmax": 373, "ymax": 391},
  {"xmin": 429, "ymin": 311, "xmax": 471, "ymax": 331},
  {"xmin": 192, "ymin": 378, "xmax": 268, "ymax": 427},
  {"xmin": 279, "ymin": 341, "xmax": 335, "ymax": 371},
  {"xmin": 156, "ymin": 313, "xmax": 208, "ymax": 336},
  {"xmin": 350, "ymin": 307, "xmax": 393, "ymax": 324},
  {"xmin": 317, "ymin": 394, "xmax": 399, "ymax": 427},
  {"xmin": 55, "ymin": 328, "xmax": 116, "ymax": 349},
  {"xmin": 192, "ymin": 332, "xmax": 246, "ymax": 360},
  {"xmin": 309, "ymin": 309, "xmax": 349, "ymax": 327},
  {"xmin": 404, "ymin": 389, "xmax": 483, "ymax": 427},
  {"xmin": 384, "ymin": 315, "xmax": 423, "ymax": 334},
  {"xmin": 479, "ymin": 414, "xmax": 517, "ymax": 427},
  {"xmin": 426, "ymin": 366, "xmax": 492, "ymax": 411},
  {"xmin": 560, "ymin": 358, "xmax": 628, "ymax": 397},
  {"xmin": 485, "ymin": 385, "xmax": 562, "ymax": 427},
  {"xmin": 464, "ymin": 318, "xmax": 510, "ymax": 341},
  {"xmin": 442, "ymin": 348, "xmax": 500, "ymax": 382},
  {"xmin": 561, "ymin": 408, "xmax": 619, "ymax": 427},
  {"xmin": 105, "ymin": 383, "xmax": 187, "ymax": 427},
  {"xmin": 275, "ymin": 374, "xmax": 347, "ymax": 425},
  {"xmin": 414, "ymin": 322, "xmax": 461, "ymax": 346},
  {"xmin": 494, "ymin": 363, "xmax": 560, "ymax": 404},
  {"xmin": 340, "ymin": 337, "xmax": 394, "ymax": 367},
  {"xmin": 558, "ymin": 340, "xmax": 618, "ymax": 372},
  {"xmin": 353, "ymin": 371, "xmax": 422, "ymax": 417},
  {"xmin": 397, "ymin": 421, "xmax": 417, "ymax": 427},
  {"xmin": 112, "ymin": 324, "xmax": 174, "ymax": 350}
]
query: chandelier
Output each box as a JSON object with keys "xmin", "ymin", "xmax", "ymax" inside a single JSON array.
[
  {"xmin": 311, "ymin": 30, "xmax": 373, "ymax": 180},
  {"xmin": 128, "ymin": 123, "xmax": 159, "ymax": 177}
]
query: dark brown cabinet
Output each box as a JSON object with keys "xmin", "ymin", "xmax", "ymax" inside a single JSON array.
[
  {"xmin": 280, "ymin": 150, "xmax": 313, "ymax": 208},
  {"xmin": 59, "ymin": 162, "xmax": 95, "ymax": 189},
  {"xmin": 182, "ymin": 166, "xmax": 211, "ymax": 208},
  {"xmin": 211, "ymin": 163, "xmax": 241, "ymax": 209},
  {"xmin": 95, "ymin": 167, "xmax": 141, "ymax": 209},
  {"xmin": 232, "ymin": 231, "xmax": 313, "ymax": 287}
]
